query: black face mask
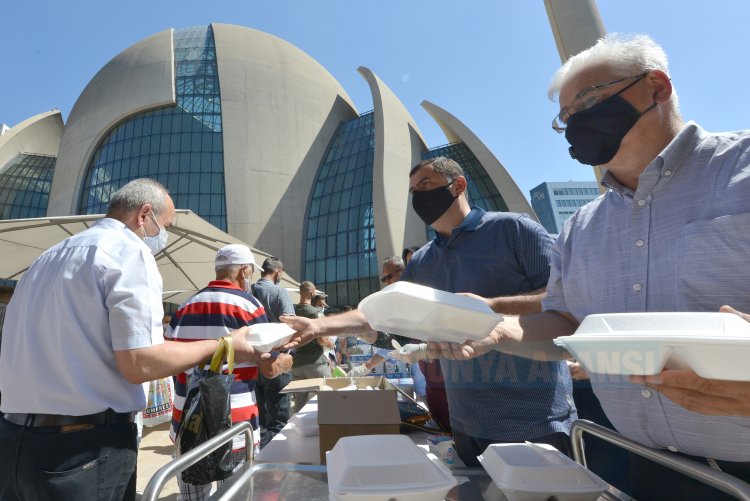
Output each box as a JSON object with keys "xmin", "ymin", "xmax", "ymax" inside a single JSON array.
[
  {"xmin": 411, "ymin": 180, "xmax": 457, "ymax": 225},
  {"xmin": 565, "ymin": 84, "xmax": 656, "ymax": 166}
]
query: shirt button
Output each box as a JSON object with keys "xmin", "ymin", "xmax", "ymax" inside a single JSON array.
[
  {"xmin": 635, "ymin": 239, "xmax": 645, "ymax": 247},
  {"xmin": 633, "ymin": 283, "xmax": 643, "ymax": 292},
  {"xmin": 641, "ymin": 389, "xmax": 652, "ymax": 398},
  {"xmin": 637, "ymin": 199, "xmax": 647, "ymax": 207},
  {"xmin": 667, "ymin": 445, "xmax": 679, "ymax": 453},
  {"xmin": 663, "ymin": 170, "xmax": 672, "ymax": 176}
]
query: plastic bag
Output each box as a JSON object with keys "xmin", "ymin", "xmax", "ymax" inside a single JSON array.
[
  {"xmin": 143, "ymin": 378, "xmax": 173, "ymax": 427},
  {"xmin": 175, "ymin": 337, "xmax": 236, "ymax": 485}
]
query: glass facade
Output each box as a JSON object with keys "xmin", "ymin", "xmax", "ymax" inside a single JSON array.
[
  {"xmin": 0, "ymin": 153, "xmax": 55, "ymax": 219},
  {"xmin": 78, "ymin": 26, "xmax": 227, "ymax": 229},
  {"xmin": 303, "ymin": 111, "xmax": 378, "ymax": 307},
  {"xmin": 530, "ymin": 181, "xmax": 599, "ymax": 233}
]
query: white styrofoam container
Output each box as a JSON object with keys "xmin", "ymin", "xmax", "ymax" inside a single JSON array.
[
  {"xmin": 358, "ymin": 282, "xmax": 502, "ymax": 343},
  {"xmin": 478, "ymin": 443, "xmax": 608, "ymax": 501},
  {"xmin": 245, "ymin": 323, "xmax": 296, "ymax": 352},
  {"xmin": 326, "ymin": 434, "xmax": 457, "ymax": 501},
  {"xmin": 289, "ymin": 409, "xmax": 319, "ymax": 437},
  {"xmin": 553, "ymin": 312, "xmax": 750, "ymax": 380}
]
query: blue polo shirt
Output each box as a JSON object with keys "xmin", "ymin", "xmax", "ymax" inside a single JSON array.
[{"xmin": 402, "ymin": 208, "xmax": 576, "ymax": 440}]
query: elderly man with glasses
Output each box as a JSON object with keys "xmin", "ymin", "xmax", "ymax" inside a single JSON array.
[{"xmin": 432, "ymin": 33, "xmax": 750, "ymax": 500}]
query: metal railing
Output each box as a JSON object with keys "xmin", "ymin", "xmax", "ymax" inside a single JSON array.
[
  {"xmin": 141, "ymin": 421, "xmax": 254, "ymax": 501},
  {"xmin": 570, "ymin": 420, "xmax": 750, "ymax": 501}
]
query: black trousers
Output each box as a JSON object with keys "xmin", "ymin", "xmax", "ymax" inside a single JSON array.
[
  {"xmin": 630, "ymin": 451, "xmax": 750, "ymax": 501},
  {"xmin": 453, "ymin": 428, "xmax": 573, "ymax": 467},
  {"xmin": 255, "ymin": 372, "xmax": 292, "ymax": 448},
  {"xmin": 0, "ymin": 417, "xmax": 138, "ymax": 500}
]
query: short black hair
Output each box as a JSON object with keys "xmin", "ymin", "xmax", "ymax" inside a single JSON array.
[
  {"xmin": 402, "ymin": 245, "xmax": 421, "ymax": 262},
  {"xmin": 261, "ymin": 256, "xmax": 284, "ymax": 274}
]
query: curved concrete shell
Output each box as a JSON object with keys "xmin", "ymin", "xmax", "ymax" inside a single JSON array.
[
  {"xmin": 48, "ymin": 29, "xmax": 176, "ymax": 215},
  {"xmin": 357, "ymin": 67, "xmax": 427, "ymax": 264},
  {"xmin": 0, "ymin": 110, "xmax": 64, "ymax": 171},
  {"xmin": 421, "ymin": 100, "xmax": 538, "ymax": 220},
  {"xmin": 214, "ymin": 23, "xmax": 358, "ymax": 278}
]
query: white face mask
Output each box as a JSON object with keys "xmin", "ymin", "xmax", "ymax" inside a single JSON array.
[
  {"xmin": 243, "ymin": 267, "xmax": 254, "ymax": 294},
  {"xmin": 144, "ymin": 210, "xmax": 169, "ymax": 255}
]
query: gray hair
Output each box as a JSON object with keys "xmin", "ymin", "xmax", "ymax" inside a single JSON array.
[
  {"xmin": 382, "ymin": 256, "xmax": 404, "ymax": 269},
  {"xmin": 106, "ymin": 178, "xmax": 169, "ymax": 216},
  {"xmin": 261, "ymin": 257, "xmax": 284, "ymax": 274},
  {"xmin": 548, "ymin": 33, "xmax": 678, "ymax": 110},
  {"xmin": 215, "ymin": 263, "xmax": 252, "ymax": 279}
]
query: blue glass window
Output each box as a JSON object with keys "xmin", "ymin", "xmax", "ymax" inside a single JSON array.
[
  {"xmin": 303, "ymin": 112, "xmax": 378, "ymax": 307},
  {"xmin": 0, "ymin": 153, "xmax": 55, "ymax": 219},
  {"xmin": 78, "ymin": 26, "xmax": 227, "ymax": 230}
]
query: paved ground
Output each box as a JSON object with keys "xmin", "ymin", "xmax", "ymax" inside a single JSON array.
[{"xmin": 137, "ymin": 421, "xmax": 179, "ymax": 499}]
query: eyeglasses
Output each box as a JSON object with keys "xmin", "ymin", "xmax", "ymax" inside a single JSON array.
[
  {"xmin": 380, "ymin": 268, "xmax": 404, "ymax": 284},
  {"xmin": 552, "ymin": 73, "xmax": 647, "ymax": 133}
]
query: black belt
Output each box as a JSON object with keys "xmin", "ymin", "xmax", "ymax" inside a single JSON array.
[{"xmin": 3, "ymin": 409, "xmax": 136, "ymax": 428}]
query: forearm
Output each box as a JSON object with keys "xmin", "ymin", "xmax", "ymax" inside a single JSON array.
[
  {"xmin": 486, "ymin": 288, "xmax": 546, "ymax": 315},
  {"xmin": 115, "ymin": 339, "xmax": 220, "ymax": 384},
  {"xmin": 317, "ymin": 310, "xmax": 376, "ymax": 342},
  {"xmin": 493, "ymin": 311, "xmax": 576, "ymax": 361}
]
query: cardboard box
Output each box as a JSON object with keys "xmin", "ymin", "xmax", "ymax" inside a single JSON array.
[{"xmin": 281, "ymin": 376, "xmax": 401, "ymax": 464}]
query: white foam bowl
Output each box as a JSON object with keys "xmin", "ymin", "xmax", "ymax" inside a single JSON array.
[
  {"xmin": 358, "ymin": 282, "xmax": 502, "ymax": 343},
  {"xmin": 554, "ymin": 312, "xmax": 750, "ymax": 380},
  {"xmin": 289, "ymin": 410, "xmax": 319, "ymax": 437},
  {"xmin": 478, "ymin": 442, "xmax": 608, "ymax": 501},
  {"xmin": 327, "ymin": 434, "xmax": 457, "ymax": 501},
  {"xmin": 245, "ymin": 323, "xmax": 296, "ymax": 352}
]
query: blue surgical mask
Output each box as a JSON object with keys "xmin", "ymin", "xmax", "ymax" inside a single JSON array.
[{"xmin": 144, "ymin": 210, "xmax": 168, "ymax": 255}]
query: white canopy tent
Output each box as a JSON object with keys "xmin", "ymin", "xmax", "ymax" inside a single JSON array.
[{"xmin": 0, "ymin": 210, "xmax": 299, "ymax": 304}]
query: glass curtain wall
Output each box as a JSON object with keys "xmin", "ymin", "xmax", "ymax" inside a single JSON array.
[
  {"xmin": 0, "ymin": 153, "xmax": 55, "ymax": 219},
  {"xmin": 303, "ymin": 112, "xmax": 378, "ymax": 307},
  {"xmin": 78, "ymin": 26, "xmax": 227, "ymax": 230}
]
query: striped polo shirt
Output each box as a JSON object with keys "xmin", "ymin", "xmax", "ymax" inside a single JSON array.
[{"xmin": 165, "ymin": 280, "xmax": 268, "ymax": 451}]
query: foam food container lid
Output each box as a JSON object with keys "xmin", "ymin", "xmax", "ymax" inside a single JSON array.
[
  {"xmin": 553, "ymin": 312, "xmax": 750, "ymax": 380},
  {"xmin": 478, "ymin": 442, "xmax": 607, "ymax": 501},
  {"xmin": 245, "ymin": 322, "xmax": 295, "ymax": 352},
  {"xmin": 327, "ymin": 434, "xmax": 457, "ymax": 501},
  {"xmin": 289, "ymin": 410, "xmax": 319, "ymax": 437},
  {"xmin": 358, "ymin": 282, "xmax": 502, "ymax": 343}
]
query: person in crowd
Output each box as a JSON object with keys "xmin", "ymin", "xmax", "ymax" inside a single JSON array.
[
  {"xmin": 166, "ymin": 244, "xmax": 289, "ymax": 498},
  {"xmin": 0, "ymin": 179, "xmax": 261, "ymax": 500},
  {"xmin": 431, "ymin": 34, "xmax": 750, "ymax": 500},
  {"xmin": 251, "ymin": 257, "xmax": 295, "ymax": 448},
  {"xmin": 290, "ymin": 281, "xmax": 331, "ymax": 411},
  {"xmin": 285, "ymin": 157, "xmax": 576, "ymax": 466},
  {"xmin": 334, "ymin": 305, "xmax": 359, "ymax": 366}
]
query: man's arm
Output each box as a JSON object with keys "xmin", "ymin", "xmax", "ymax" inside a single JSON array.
[
  {"xmin": 427, "ymin": 310, "xmax": 577, "ymax": 361},
  {"xmin": 281, "ymin": 309, "xmax": 376, "ymax": 348},
  {"xmin": 461, "ymin": 289, "xmax": 546, "ymax": 316},
  {"xmin": 114, "ymin": 326, "xmax": 265, "ymax": 384}
]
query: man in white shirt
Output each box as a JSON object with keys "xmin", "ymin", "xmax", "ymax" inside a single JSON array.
[{"xmin": 0, "ymin": 178, "xmax": 263, "ymax": 501}]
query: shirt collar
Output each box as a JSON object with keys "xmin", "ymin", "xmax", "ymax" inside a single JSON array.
[
  {"xmin": 434, "ymin": 207, "xmax": 485, "ymax": 246},
  {"xmin": 208, "ymin": 280, "xmax": 242, "ymax": 290},
  {"xmin": 600, "ymin": 121, "xmax": 706, "ymax": 197}
]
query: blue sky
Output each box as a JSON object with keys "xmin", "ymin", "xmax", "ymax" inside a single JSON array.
[{"xmin": 3, "ymin": 0, "xmax": 748, "ymax": 199}]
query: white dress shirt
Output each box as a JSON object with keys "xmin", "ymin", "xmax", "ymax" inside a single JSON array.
[{"xmin": 0, "ymin": 218, "xmax": 164, "ymax": 415}]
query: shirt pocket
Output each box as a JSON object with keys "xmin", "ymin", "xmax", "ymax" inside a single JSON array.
[{"xmin": 677, "ymin": 213, "xmax": 750, "ymax": 311}]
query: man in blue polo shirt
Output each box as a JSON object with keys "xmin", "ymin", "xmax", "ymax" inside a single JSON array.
[{"xmin": 403, "ymin": 156, "xmax": 576, "ymax": 466}]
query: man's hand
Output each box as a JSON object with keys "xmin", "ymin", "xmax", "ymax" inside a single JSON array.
[
  {"xmin": 387, "ymin": 343, "xmax": 429, "ymax": 363},
  {"xmin": 425, "ymin": 322, "xmax": 504, "ymax": 361},
  {"xmin": 229, "ymin": 326, "xmax": 270, "ymax": 363},
  {"xmin": 280, "ymin": 315, "xmax": 319, "ymax": 350},
  {"xmin": 347, "ymin": 364, "xmax": 370, "ymax": 377},
  {"xmin": 567, "ymin": 360, "xmax": 589, "ymax": 381},
  {"xmin": 630, "ymin": 370, "xmax": 750, "ymax": 416},
  {"xmin": 259, "ymin": 353, "xmax": 293, "ymax": 379}
]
